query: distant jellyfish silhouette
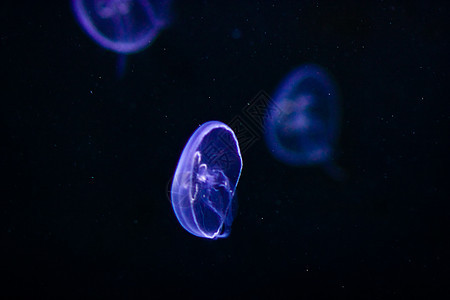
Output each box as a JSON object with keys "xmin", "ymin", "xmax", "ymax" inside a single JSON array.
[
  {"xmin": 72, "ymin": 0, "xmax": 170, "ymax": 75},
  {"xmin": 265, "ymin": 64, "xmax": 344, "ymax": 179}
]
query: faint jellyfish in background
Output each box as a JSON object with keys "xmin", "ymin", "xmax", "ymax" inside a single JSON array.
[
  {"xmin": 71, "ymin": 0, "xmax": 171, "ymax": 76},
  {"xmin": 171, "ymin": 121, "xmax": 243, "ymax": 239},
  {"xmin": 264, "ymin": 64, "xmax": 345, "ymax": 180},
  {"xmin": 231, "ymin": 28, "xmax": 242, "ymax": 39}
]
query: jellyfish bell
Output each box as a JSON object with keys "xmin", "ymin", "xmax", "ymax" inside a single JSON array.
[
  {"xmin": 71, "ymin": 0, "xmax": 171, "ymax": 76},
  {"xmin": 171, "ymin": 121, "xmax": 243, "ymax": 239},
  {"xmin": 72, "ymin": 0, "xmax": 170, "ymax": 53},
  {"xmin": 265, "ymin": 64, "xmax": 346, "ymax": 180}
]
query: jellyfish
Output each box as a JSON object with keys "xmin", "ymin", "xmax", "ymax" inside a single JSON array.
[
  {"xmin": 71, "ymin": 0, "xmax": 171, "ymax": 76},
  {"xmin": 171, "ymin": 121, "xmax": 243, "ymax": 239},
  {"xmin": 265, "ymin": 64, "xmax": 344, "ymax": 179}
]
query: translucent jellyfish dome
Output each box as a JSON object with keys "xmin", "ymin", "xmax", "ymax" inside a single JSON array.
[
  {"xmin": 265, "ymin": 64, "xmax": 341, "ymax": 167},
  {"xmin": 72, "ymin": 0, "xmax": 171, "ymax": 53}
]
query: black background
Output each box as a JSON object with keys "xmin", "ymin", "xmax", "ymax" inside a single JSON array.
[{"xmin": 1, "ymin": 0, "xmax": 449, "ymax": 298}]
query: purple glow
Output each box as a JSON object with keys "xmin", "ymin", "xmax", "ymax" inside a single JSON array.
[
  {"xmin": 171, "ymin": 121, "xmax": 243, "ymax": 239},
  {"xmin": 264, "ymin": 64, "xmax": 340, "ymax": 166},
  {"xmin": 72, "ymin": 0, "xmax": 170, "ymax": 53}
]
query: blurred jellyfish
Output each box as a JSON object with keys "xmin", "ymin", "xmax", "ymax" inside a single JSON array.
[
  {"xmin": 265, "ymin": 64, "xmax": 345, "ymax": 179},
  {"xmin": 72, "ymin": 0, "xmax": 171, "ymax": 76}
]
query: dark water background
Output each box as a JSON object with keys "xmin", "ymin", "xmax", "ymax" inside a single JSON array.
[{"xmin": 1, "ymin": 1, "xmax": 448, "ymax": 298}]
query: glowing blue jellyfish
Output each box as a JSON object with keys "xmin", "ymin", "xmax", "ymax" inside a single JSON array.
[
  {"xmin": 72, "ymin": 0, "xmax": 170, "ymax": 76},
  {"xmin": 72, "ymin": 0, "xmax": 169, "ymax": 53},
  {"xmin": 265, "ymin": 64, "xmax": 343, "ymax": 178},
  {"xmin": 171, "ymin": 121, "xmax": 243, "ymax": 239}
]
